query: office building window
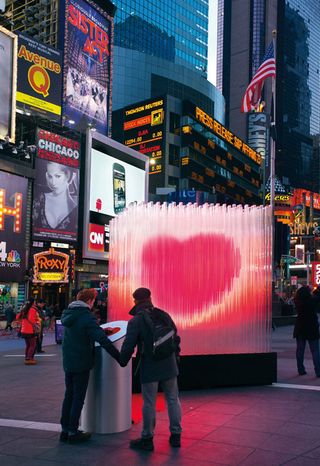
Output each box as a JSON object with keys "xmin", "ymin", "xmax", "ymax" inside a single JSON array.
[{"xmin": 169, "ymin": 144, "xmax": 180, "ymax": 167}]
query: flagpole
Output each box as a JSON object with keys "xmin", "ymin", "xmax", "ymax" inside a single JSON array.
[{"xmin": 270, "ymin": 29, "xmax": 277, "ymax": 281}]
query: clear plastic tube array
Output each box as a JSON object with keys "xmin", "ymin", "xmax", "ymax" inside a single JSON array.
[{"xmin": 108, "ymin": 202, "xmax": 272, "ymax": 355}]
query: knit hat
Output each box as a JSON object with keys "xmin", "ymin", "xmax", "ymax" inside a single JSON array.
[{"xmin": 132, "ymin": 287, "xmax": 151, "ymax": 301}]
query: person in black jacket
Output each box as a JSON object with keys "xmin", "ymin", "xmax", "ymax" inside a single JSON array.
[
  {"xmin": 35, "ymin": 299, "xmax": 46, "ymax": 353},
  {"xmin": 293, "ymin": 286, "xmax": 320, "ymax": 376},
  {"xmin": 120, "ymin": 287, "xmax": 182, "ymax": 451},
  {"xmin": 60, "ymin": 288, "xmax": 120, "ymax": 443}
]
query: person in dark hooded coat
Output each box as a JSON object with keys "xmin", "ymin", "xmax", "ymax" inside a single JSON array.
[
  {"xmin": 59, "ymin": 288, "xmax": 120, "ymax": 443},
  {"xmin": 293, "ymin": 285, "xmax": 320, "ymax": 376},
  {"xmin": 119, "ymin": 287, "xmax": 182, "ymax": 451}
]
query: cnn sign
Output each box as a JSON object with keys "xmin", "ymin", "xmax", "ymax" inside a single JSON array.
[
  {"xmin": 88, "ymin": 224, "xmax": 104, "ymax": 252},
  {"xmin": 312, "ymin": 262, "xmax": 320, "ymax": 287}
]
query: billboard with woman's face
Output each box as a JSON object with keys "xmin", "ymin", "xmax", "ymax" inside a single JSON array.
[
  {"xmin": 32, "ymin": 129, "xmax": 81, "ymax": 242},
  {"xmin": 0, "ymin": 27, "xmax": 17, "ymax": 143}
]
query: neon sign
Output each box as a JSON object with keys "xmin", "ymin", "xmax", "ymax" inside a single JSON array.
[
  {"xmin": 0, "ymin": 189, "xmax": 22, "ymax": 233},
  {"xmin": 289, "ymin": 220, "xmax": 318, "ymax": 236},
  {"xmin": 195, "ymin": 106, "xmax": 261, "ymax": 164},
  {"xmin": 312, "ymin": 262, "xmax": 320, "ymax": 287},
  {"xmin": 33, "ymin": 247, "xmax": 69, "ymax": 283}
]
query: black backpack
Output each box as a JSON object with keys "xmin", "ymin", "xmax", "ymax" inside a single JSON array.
[{"xmin": 142, "ymin": 307, "xmax": 178, "ymax": 361}]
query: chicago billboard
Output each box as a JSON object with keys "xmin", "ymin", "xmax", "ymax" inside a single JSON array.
[
  {"xmin": 60, "ymin": 0, "xmax": 113, "ymax": 134},
  {"xmin": 32, "ymin": 129, "xmax": 80, "ymax": 242},
  {"xmin": 0, "ymin": 26, "xmax": 17, "ymax": 143},
  {"xmin": 16, "ymin": 33, "xmax": 62, "ymax": 121},
  {"xmin": 0, "ymin": 172, "xmax": 28, "ymax": 281}
]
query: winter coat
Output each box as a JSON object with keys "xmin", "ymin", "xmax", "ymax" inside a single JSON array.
[
  {"xmin": 61, "ymin": 300, "xmax": 120, "ymax": 373},
  {"xmin": 17, "ymin": 305, "xmax": 40, "ymax": 336},
  {"xmin": 5, "ymin": 306, "xmax": 15, "ymax": 324},
  {"xmin": 119, "ymin": 299, "xmax": 180, "ymax": 384},
  {"xmin": 293, "ymin": 296, "xmax": 320, "ymax": 340}
]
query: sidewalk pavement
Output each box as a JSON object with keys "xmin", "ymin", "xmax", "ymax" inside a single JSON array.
[{"xmin": 1, "ymin": 326, "xmax": 320, "ymax": 465}]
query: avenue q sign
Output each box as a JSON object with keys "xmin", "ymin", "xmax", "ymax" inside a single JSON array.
[{"xmin": 33, "ymin": 247, "xmax": 69, "ymax": 283}]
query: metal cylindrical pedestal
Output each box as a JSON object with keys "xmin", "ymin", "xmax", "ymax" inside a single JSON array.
[{"xmin": 81, "ymin": 321, "xmax": 131, "ymax": 434}]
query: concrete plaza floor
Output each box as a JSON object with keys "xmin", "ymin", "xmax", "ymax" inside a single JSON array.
[{"xmin": 1, "ymin": 325, "xmax": 320, "ymax": 465}]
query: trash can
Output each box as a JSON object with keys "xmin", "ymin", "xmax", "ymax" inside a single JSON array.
[
  {"xmin": 81, "ymin": 320, "xmax": 131, "ymax": 434},
  {"xmin": 55, "ymin": 319, "xmax": 64, "ymax": 344}
]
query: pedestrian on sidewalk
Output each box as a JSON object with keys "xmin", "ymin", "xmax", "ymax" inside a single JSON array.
[
  {"xmin": 35, "ymin": 299, "xmax": 46, "ymax": 353},
  {"xmin": 293, "ymin": 286, "xmax": 320, "ymax": 376},
  {"xmin": 17, "ymin": 299, "xmax": 41, "ymax": 365},
  {"xmin": 59, "ymin": 288, "xmax": 121, "ymax": 444},
  {"xmin": 4, "ymin": 304, "xmax": 15, "ymax": 331},
  {"xmin": 119, "ymin": 287, "xmax": 182, "ymax": 452}
]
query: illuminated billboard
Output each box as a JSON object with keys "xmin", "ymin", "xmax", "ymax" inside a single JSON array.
[
  {"xmin": 0, "ymin": 26, "xmax": 17, "ymax": 143},
  {"xmin": 17, "ymin": 33, "xmax": 62, "ymax": 121},
  {"xmin": 312, "ymin": 262, "xmax": 320, "ymax": 288},
  {"xmin": 291, "ymin": 188, "xmax": 320, "ymax": 211},
  {"xmin": 114, "ymin": 98, "xmax": 166, "ymax": 192},
  {"xmin": 0, "ymin": 172, "xmax": 28, "ymax": 281},
  {"xmin": 32, "ymin": 129, "xmax": 80, "ymax": 242},
  {"xmin": 248, "ymin": 112, "xmax": 269, "ymax": 167},
  {"xmin": 180, "ymin": 124, "xmax": 261, "ymax": 205},
  {"xmin": 183, "ymin": 101, "xmax": 261, "ymax": 165},
  {"xmin": 83, "ymin": 130, "xmax": 148, "ymax": 260},
  {"xmin": 33, "ymin": 247, "xmax": 69, "ymax": 283},
  {"xmin": 60, "ymin": 0, "xmax": 113, "ymax": 134}
]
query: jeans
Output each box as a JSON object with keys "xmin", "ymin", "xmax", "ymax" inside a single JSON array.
[
  {"xmin": 296, "ymin": 337, "xmax": 320, "ymax": 376},
  {"xmin": 36, "ymin": 329, "xmax": 44, "ymax": 352},
  {"xmin": 24, "ymin": 336, "xmax": 37, "ymax": 360},
  {"xmin": 141, "ymin": 377, "xmax": 182, "ymax": 439},
  {"xmin": 60, "ymin": 370, "xmax": 90, "ymax": 434}
]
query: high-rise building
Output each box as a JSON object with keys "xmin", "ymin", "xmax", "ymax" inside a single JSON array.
[
  {"xmin": 111, "ymin": 0, "xmax": 225, "ymax": 128},
  {"xmin": 217, "ymin": 0, "xmax": 320, "ymax": 192},
  {"xmin": 111, "ymin": 0, "xmax": 225, "ymax": 120},
  {"xmin": 112, "ymin": 0, "xmax": 209, "ymax": 75}
]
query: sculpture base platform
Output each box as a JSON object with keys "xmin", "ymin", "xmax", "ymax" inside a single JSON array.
[{"xmin": 132, "ymin": 352, "xmax": 277, "ymax": 392}]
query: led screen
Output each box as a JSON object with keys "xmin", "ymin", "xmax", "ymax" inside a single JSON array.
[
  {"xmin": 90, "ymin": 149, "xmax": 145, "ymax": 217},
  {"xmin": 0, "ymin": 172, "xmax": 27, "ymax": 281},
  {"xmin": 83, "ymin": 131, "xmax": 148, "ymax": 260}
]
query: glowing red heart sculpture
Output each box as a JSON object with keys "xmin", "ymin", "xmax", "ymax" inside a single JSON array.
[{"xmin": 141, "ymin": 234, "xmax": 241, "ymax": 313}]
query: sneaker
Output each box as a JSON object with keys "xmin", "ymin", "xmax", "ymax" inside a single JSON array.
[
  {"xmin": 37, "ymin": 350, "xmax": 45, "ymax": 353},
  {"xmin": 25, "ymin": 359, "xmax": 37, "ymax": 365},
  {"xmin": 169, "ymin": 434, "xmax": 181, "ymax": 448},
  {"xmin": 59, "ymin": 431, "xmax": 69, "ymax": 442},
  {"xmin": 298, "ymin": 370, "xmax": 307, "ymax": 375},
  {"xmin": 68, "ymin": 431, "xmax": 91, "ymax": 443},
  {"xmin": 130, "ymin": 437, "xmax": 154, "ymax": 451}
]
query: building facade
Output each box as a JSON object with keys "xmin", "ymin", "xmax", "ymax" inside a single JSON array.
[
  {"xmin": 113, "ymin": 95, "xmax": 262, "ymax": 205},
  {"xmin": 217, "ymin": 0, "xmax": 320, "ymax": 193},
  {"xmin": 112, "ymin": 0, "xmax": 209, "ymax": 75}
]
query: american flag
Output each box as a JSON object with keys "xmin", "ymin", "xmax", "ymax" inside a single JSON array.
[{"xmin": 241, "ymin": 41, "xmax": 276, "ymax": 113}]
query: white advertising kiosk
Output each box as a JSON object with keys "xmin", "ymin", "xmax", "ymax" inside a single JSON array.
[{"xmin": 81, "ymin": 320, "xmax": 131, "ymax": 434}]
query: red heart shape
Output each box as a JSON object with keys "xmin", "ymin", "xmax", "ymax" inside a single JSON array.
[{"xmin": 141, "ymin": 234, "xmax": 241, "ymax": 315}]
